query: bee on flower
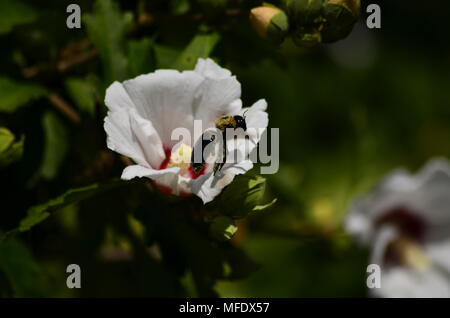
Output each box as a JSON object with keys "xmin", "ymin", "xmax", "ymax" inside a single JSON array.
[{"xmin": 103, "ymin": 58, "xmax": 268, "ymax": 204}]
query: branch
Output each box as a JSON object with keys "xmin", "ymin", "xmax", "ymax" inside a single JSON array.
[{"xmin": 48, "ymin": 93, "xmax": 81, "ymax": 124}]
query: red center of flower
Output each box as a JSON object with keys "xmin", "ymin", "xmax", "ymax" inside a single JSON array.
[
  {"xmin": 375, "ymin": 206, "xmax": 429, "ymax": 268},
  {"xmin": 158, "ymin": 146, "xmax": 206, "ymax": 179},
  {"xmin": 158, "ymin": 148, "xmax": 172, "ymax": 170},
  {"xmin": 375, "ymin": 206, "xmax": 427, "ymax": 242}
]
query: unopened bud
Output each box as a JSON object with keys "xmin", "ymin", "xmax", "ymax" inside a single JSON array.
[
  {"xmin": 328, "ymin": 0, "xmax": 360, "ymax": 16},
  {"xmin": 292, "ymin": 29, "xmax": 322, "ymax": 47},
  {"xmin": 250, "ymin": 6, "xmax": 289, "ymax": 44},
  {"xmin": 282, "ymin": 0, "xmax": 360, "ymax": 47},
  {"xmin": 321, "ymin": 0, "xmax": 360, "ymax": 43},
  {"xmin": 283, "ymin": 0, "xmax": 324, "ymax": 26}
]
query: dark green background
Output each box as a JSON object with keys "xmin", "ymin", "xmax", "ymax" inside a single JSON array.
[{"xmin": 0, "ymin": 0, "xmax": 449, "ymax": 297}]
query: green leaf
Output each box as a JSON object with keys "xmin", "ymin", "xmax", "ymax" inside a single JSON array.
[
  {"xmin": 18, "ymin": 179, "xmax": 133, "ymax": 233},
  {"xmin": 221, "ymin": 245, "xmax": 261, "ymax": 280},
  {"xmin": 254, "ymin": 198, "xmax": 278, "ymax": 211},
  {"xmin": 209, "ymin": 216, "xmax": 238, "ymax": 242},
  {"xmin": 65, "ymin": 78, "xmax": 97, "ymax": 116},
  {"xmin": 0, "ymin": 77, "xmax": 47, "ymax": 113},
  {"xmin": 0, "ymin": 127, "xmax": 24, "ymax": 168},
  {"xmin": 154, "ymin": 44, "xmax": 180, "ymax": 69},
  {"xmin": 84, "ymin": 0, "xmax": 133, "ymax": 83},
  {"xmin": 128, "ymin": 38, "xmax": 155, "ymax": 77},
  {"xmin": 40, "ymin": 111, "xmax": 69, "ymax": 180},
  {"xmin": 0, "ymin": 0, "xmax": 38, "ymax": 34},
  {"xmin": 0, "ymin": 127, "xmax": 14, "ymax": 153},
  {"xmin": 173, "ymin": 32, "xmax": 220, "ymax": 70},
  {"xmin": 171, "ymin": 0, "xmax": 191, "ymax": 15},
  {"xmin": 0, "ymin": 234, "xmax": 44, "ymax": 297},
  {"xmin": 211, "ymin": 175, "xmax": 276, "ymax": 218}
]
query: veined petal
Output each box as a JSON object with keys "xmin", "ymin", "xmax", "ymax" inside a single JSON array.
[
  {"xmin": 424, "ymin": 238, "xmax": 450, "ymax": 273},
  {"xmin": 104, "ymin": 109, "xmax": 148, "ymax": 167},
  {"xmin": 193, "ymin": 59, "xmax": 242, "ymax": 126},
  {"xmin": 374, "ymin": 267, "xmax": 450, "ymax": 298},
  {"xmin": 194, "ymin": 58, "xmax": 232, "ymax": 79},
  {"xmin": 105, "ymin": 81, "xmax": 135, "ymax": 112},
  {"xmin": 410, "ymin": 159, "xmax": 450, "ymax": 227},
  {"xmin": 121, "ymin": 165, "xmax": 182, "ymax": 194},
  {"xmin": 242, "ymin": 99, "xmax": 269, "ymax": 129},
  {"xmin": 240, "ymin": 99, "xmax": 269, "ymax": 152},
  {"xmin": 122, "ymin": 70, "xmax": 204, "ymax": 146},
  {"xmin": 189, "ymin": 160, "xmax": 254, "ymax": 204},
  {"xmin": 129, "ymin": 108, "xmax": 165, "ymax": 169}
]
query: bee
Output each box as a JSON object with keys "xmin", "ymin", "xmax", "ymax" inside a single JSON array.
[{"xmin": 191, "ymin": 113, "xmax": 247, "ymax": 176}]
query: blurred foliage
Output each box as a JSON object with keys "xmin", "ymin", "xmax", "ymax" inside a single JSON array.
[
  {"xmin": 0, "ymin": 127, "xmax": 24, "ymax": 168},
  {"xmin": 0, "ymin": 0, "xmax": 38, "ymax": 34},
  {"xmin": 0, "ymin": 0, "xmax": 449, "ymax": 298},
  {"xmin": 0, "ymin": 77, "xmax": 47, "ymax": 113}
]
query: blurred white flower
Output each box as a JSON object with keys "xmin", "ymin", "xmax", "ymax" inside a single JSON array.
[
  {"xmin": 345, "ymin": 158, "xmax": 450, "ymax": 297},
  {"xmin": 103, "ymin": 58, "xmax": 268, "ymax": 204}
]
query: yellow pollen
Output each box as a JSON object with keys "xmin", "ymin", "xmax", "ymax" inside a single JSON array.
[
  {"xmin": 168, "ymin": 143, "xmax": 192, "ymax": 170},
  {"xmin": 392, "ymin": 237, "xmax": 432, "ymax": 270}
]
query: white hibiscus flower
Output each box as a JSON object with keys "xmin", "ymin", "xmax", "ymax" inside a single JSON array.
[
  {"xmin": 103, "ymin": 58, "xmax": 268, "ymax": 204},
  {"xmin": 345, "ymin": 158, "xmax": 450, "ymax": 297}
]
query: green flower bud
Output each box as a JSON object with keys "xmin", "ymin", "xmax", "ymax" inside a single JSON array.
[
  {"xmin": 250, "ymin": 6, "xmax": 289, "ymax": 44},
  {"xmin": 283, "ymin": 0, "xmax": 325, "ymax": 26},
  {"xmin": 328, "ymin": 0, "xmax": 360, "ymax": 15},
  {"xmin": 292, "ymin": 29, "xmax": 322, "ymax": 47},
  {"xmin": 321, "ymin": 0, "xmax": 360, "ymax": 43},
  {"xmin": 209, "ymin": 216, "xmax": 238, "ymax": 242}
]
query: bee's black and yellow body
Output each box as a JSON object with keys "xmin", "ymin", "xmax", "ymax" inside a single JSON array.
[
  {"xmin": 214, "ymin": 115, "xmax": 247, "ymax": 132},
  {"xmin": 191, "ymin": 114, "xmax": 247, "ymax": 175}
]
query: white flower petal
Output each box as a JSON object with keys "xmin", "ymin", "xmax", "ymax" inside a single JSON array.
[
  {"xmin": 411, "ymin": 159, "xmax": 450, "ymax": 227},
  {"xmin": 194, "ymin": 58, "xmax": 232, "ymax": 79},
  {"xmin": 240, "ymin": 99, "xmax": 269, "ymax": 151},
  {"xmin": 128, "ymin": 108, "xmax": 165, "ymax": 169},
  {"xmin": 374, "ymin": 267, "xmax": 450, "ymax": 298},
  {"xmin": 370, "ymin": 225, "xmax": 398, "ymax": 266},
  {"xmin": 241, "ymin": 99, "xmax": 268, "ymax": 127},
  {"xmin": 223, "ymin": 159, "xmax": 254, "ymax": 176},
  {"xmin": 121, "ymin": 165, "xmax": 182, "ymax": 194},
  {"xmin": 424, "ymin": 238, "xmax": 450, "ymax": 273},
  {"xmin": 105, "ymin": 81, "xmax": 135, "ymax": 112},
  {"xmin": 189, "ymin": 160, "xmax": 254, "ymax": 204},
  {"xmin": 104, "ymin": 109, "xmax": 148, "ymax": 167},
  {"xmin": 122, "ymin": 70, "xmax": 204, "ymax": 146},
  {"xmin": 193, "ymin": 59, "xmax": 242, "ymax": 126}
]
